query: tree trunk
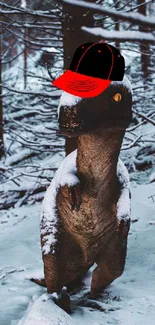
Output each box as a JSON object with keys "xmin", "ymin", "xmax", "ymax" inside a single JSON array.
[
  {"xmin": 0, "ymin": 35, "xmax": 4, "ymax": 158},
  {"xmin": 114, "ymin": 0, "xmax": 120, "ymax": 50},
  {"xmin": 62, "ymin": 0, "xmax": 95, "ymax": 155},
  {"xmin": 24, "ymin": 27, "xmax": 28, "ymax": 89},
  {"xmin": 138, "ymin": 0, "xmax": 150, "ymax": 85}
]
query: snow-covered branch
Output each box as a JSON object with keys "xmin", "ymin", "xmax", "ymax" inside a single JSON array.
[
  {"xmin": 2, "ymin": 84, "xmax": 61, "ymax": 98},
  {"xmin": 63, "ymin": 0, "xmax": 155, "ymax": 28},
  {"xmin": 122, "ymin": 135, "xmax": 142, "ymax": 150},
  {"xmin": 82, "ymin": 27, "xmax": 155, "ymax": 44},
  {"xmin": 127, "ymin": 112, "xmax": 155, "ymax": 131},
  {"xmin": 0, "ymin": 1, "xmax": 61, "ymax": 19},
  {"xmin": 132, "ymin": 109, "xmax": 155, "ymax": 126}
]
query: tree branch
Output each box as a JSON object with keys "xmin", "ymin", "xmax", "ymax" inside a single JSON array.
[
  {"xmin": 1, "ymin": 84, "xmax": 61, "ymax": 98},
  {"xmin": 0, "ymin": 1, "xmax": 61, "ymax": 19},
  {"xmin": 132, "ymin": 109, "xmax": 155, "ymax": 126},
  {"xmin": 82, "ymin": 27, "xmax": 155, "ymax": 44},
  {"xmin": 63, "ymin": 0, "xmax": 155, "ymax": 28}
]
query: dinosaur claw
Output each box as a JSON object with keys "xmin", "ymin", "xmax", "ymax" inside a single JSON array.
[{"xmin": 68, "ymin": 183, "xmax": 82, "ymax": 211}]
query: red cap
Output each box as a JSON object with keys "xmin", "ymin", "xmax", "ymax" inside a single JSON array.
[
  {"xmin": 52, "ymin": 70, "xmax": 111, "ymax": 98},
  {"xmin": 52, "ymin": 41, "xmax": 125, "ymax": 98}
]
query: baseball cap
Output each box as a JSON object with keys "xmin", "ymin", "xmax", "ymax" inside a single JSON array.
[{"xmin": 52, "ymin": 41, "xmax": 125, "ymax": 98}]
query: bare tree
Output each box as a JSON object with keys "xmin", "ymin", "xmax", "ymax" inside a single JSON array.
[
  {"xmin": 0, "ymin": 34, "xmax": 4, "ymax": 158},
  {"xmin": 138, "ymin": 0, "xmax": 150, "ymax": 85},
  {"xmin": 113, "ymin": 0, "xmax": 120, "ymax": 50}
]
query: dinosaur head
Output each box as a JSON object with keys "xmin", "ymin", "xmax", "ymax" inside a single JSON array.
[{"xmin": 58, "ymin": 76, "xmax": 132, "ymax": 137}]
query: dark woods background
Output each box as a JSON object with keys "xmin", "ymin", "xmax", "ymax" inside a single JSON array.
[{"xmin": 0, "ymin": 0, "xmax": 155, "ymax": 210}]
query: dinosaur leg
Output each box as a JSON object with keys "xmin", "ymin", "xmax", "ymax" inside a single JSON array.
[
  {"xmin": 29, "ymin": 268, "xmax": 71, "ymax": 313},
  {"xmin": 42, "ymin": 253, "xmax": 71, "ymax": 313},
  {"xmin": 43, "ymin": 253, "xmax": 61, "ymax": 293},
  {"xmin": 91, "ymin": 225, "xmax": 129, "ymax": 297}
]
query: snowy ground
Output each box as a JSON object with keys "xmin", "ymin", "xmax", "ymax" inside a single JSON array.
[{"xmin": 1, "ymin": 181, "xmax": 155, "ymax": 325}]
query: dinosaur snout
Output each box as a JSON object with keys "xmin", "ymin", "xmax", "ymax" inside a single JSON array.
[{"xmin": 58, "ymin": 105, "xmax": 84, "ymax": 136}]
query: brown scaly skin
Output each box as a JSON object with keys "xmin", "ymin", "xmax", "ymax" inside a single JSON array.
[{"xmin": 33, "ymin": 81, "xmax": 132, "ymax": 310}]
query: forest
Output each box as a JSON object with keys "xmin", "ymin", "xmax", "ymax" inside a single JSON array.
[{"xmin": 0, "ymin": 0, "xmax": 155, "ymax": 324}]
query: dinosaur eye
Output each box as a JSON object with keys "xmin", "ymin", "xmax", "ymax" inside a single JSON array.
[{"xmin": 112, "ymin": 93, "xmax": 122, "ymax": 103}]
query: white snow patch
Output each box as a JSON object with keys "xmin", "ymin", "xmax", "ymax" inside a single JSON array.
[
  {"xmin": 42, "ymin": 47, "xmax": 60, "ymax": 53},
  {"xmin": 117, "ymin": 187, "xmax": 131, "ymax": 221},
  {"xmin": 5, "ymin": 148, "xmax": 32, "ymax": 166},
  {"xmin": 21, "ymin": 0, "xmax": 27, "ymax": 8},
  {"xmin": 57, "ymin": 91, "xmax": 82, "ymax": 117},
  {"xmin": 17, "ymin": 293, "xmax": 75, "ymax": 325},
  {"xmin": 82, "ymin": 27, "xmax": 155, "ymax": 43},
  {"xmin": 117, "ymin": 159, "xmax": 131, "ymax": 221},
  {"xmin": 40, "ymin": 150, "xmax": 78, "ymax": 255},
  {"xmin": 24, "ymin": 269, "xmax": 44, "ymax": 281},
  {"xmin": 150, "ymin": 172, "xmax": 155, "ymax": 183}
]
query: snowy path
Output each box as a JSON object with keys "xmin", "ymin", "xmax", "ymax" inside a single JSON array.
[{"xmin": 0, "ymin": 183, "xmax": 155, "ymax": 325}]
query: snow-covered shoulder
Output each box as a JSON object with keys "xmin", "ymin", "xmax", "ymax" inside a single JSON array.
[
  {"xmin": 40, "ymin": 150, "xmax": 78, "ymax": 255},
  {"xmin": 117, "ymin": 159, "xmax": 131, "ymax": 221}
]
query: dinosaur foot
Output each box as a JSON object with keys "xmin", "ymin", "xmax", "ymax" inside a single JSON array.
[{"xmin": 52, "ymin": 286, "xmax": 71, "ymax": 314}]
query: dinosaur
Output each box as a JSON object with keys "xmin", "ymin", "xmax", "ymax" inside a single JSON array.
[{"xmin": 32, "ymin": 76, "xmax": 132, "ymax": 312}]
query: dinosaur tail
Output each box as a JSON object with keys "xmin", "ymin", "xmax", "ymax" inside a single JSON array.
[{"xmin": 30, "ymin": 277, "xmax": 46, "ymax": 287}]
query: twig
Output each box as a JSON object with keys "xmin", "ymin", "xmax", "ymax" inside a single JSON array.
[{"xmin": 132, "ymin": 109, "xmax": 155, "ymax": 126}]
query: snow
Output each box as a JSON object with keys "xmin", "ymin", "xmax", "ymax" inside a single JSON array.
[
  {"xmin": 25, "ymin": 270, "xmax": 44, "ymax": 281},
  {"xmin": 81, "ymin": 27, "xmax": 155, "ymax": 43},
  {"xmin": 42, "ymin": 47, "xmax": 60, "ymax": 53},
  {"xmin": 117, "ymin": 187, "xmax": 130, "ymax": 221},
  {"xmin": 117, "ymin": 159, "xmax": 131, "ymax": 221},
  {"xmin": 21, "ymin": 0, "xmax": 27, "ymax": 9},
  {"xmin": 40, "ymin": 150, "xmax": 78, "ymax": 255},
  {"xmin": 5, "ymin": 149, "xmax": 33, "ymax": 166},
  {"xmin": 150, "ymin": 172, "xmax": 155, "ymax": 183},
  {"xmin": 18, "ymin": 294, "xmax": 75, "ymax": 325},
  {"xmin": 1, "ymin": 183, "xmax": 155, "ymax": 324},
  {"xmin": 57, "ymin": 92, "xmax": 82, "ymax": 117}
]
